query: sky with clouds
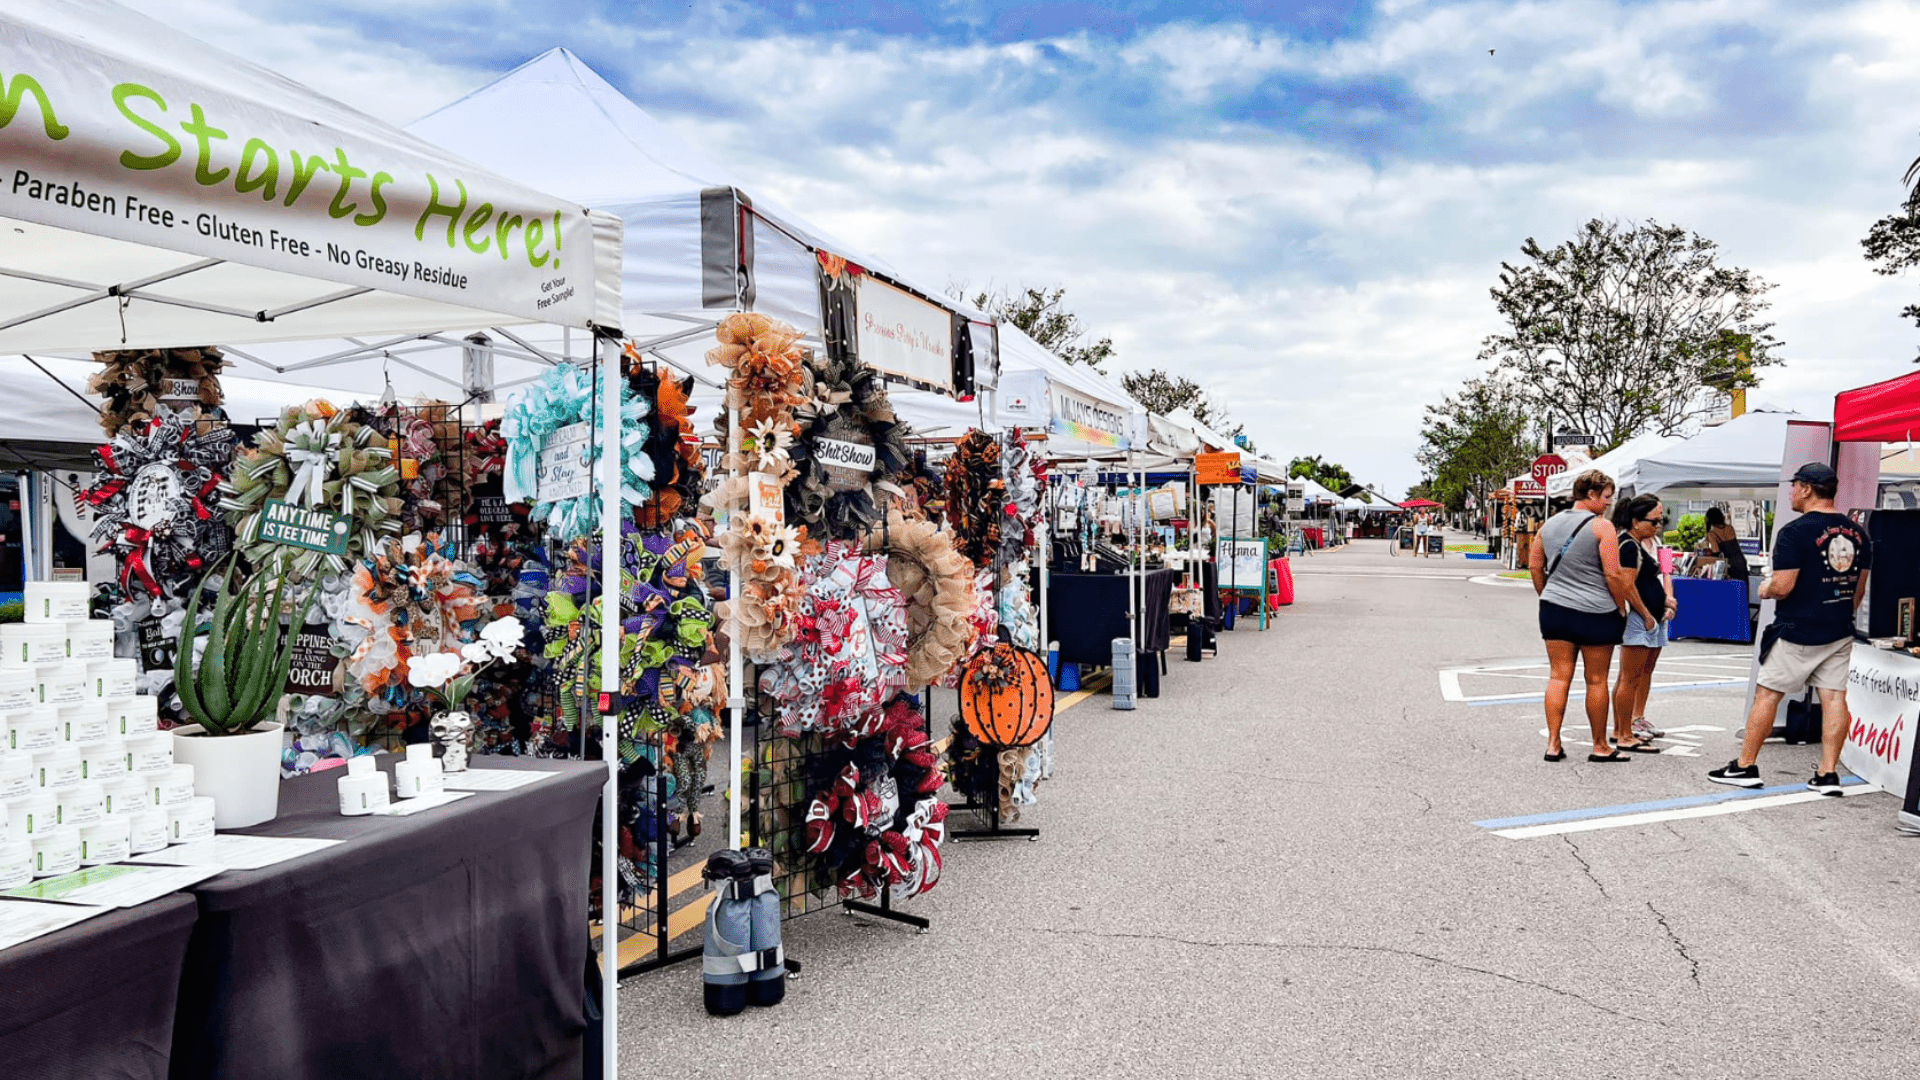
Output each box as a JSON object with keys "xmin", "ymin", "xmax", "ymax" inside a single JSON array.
[{"xmin": 133, "ymin": 0, "xmax": 1920, "ymax": 495}]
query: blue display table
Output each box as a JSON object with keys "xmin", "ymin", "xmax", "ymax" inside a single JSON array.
[{"xmin": 1670, "ymin": 577, "xmax": 1751, "ymax": 642}]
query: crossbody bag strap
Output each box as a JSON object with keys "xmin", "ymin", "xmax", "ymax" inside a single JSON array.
[{"xmin": 1544, "ymin": 513, "xmax": 1595, "ymax": 579}]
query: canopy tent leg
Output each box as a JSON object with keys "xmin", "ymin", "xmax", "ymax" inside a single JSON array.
[{"xmin": 594, "ymin": 330, "xmax": 621, "ymax": 1072}]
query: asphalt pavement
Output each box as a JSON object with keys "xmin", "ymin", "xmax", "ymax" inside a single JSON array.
[{"xmin": 617, "ymin": 535, "xmax": 1920, "ymax": 1077}]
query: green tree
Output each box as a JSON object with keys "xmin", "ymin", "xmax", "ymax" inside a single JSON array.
[
  {"xmin": 1860, "ymin": 146, "xmax": 1920, "ymax": 358},
  {"xmin": 1118, "ymin": 369, "xmax": 1247, "ymax": 446},
  {"xmin": 1416, "ymin": 371, "xmax": 1537, "ymax": 512},
  {"xmin": 968, "ymin": 285, "xmax": 1114, "ymax": 372},
  {"xmin": 1480, "ymin": 218, "xmax": 1781, "ymax": 447},
  {"xmin": 1287, "ymin": 455, "xmax": 1354, "ymax": 493}
]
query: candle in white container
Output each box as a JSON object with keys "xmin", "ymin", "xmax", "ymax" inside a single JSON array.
[
  {"xmin": 79, "ymin": 815, "xmax": 131, "ymax": 865},
  {"xmin": 65, "ymin": 620, "xmax": 114, "ymax": 661},
  {"xmin": 59, "ymin": 781, "xmax": 105, "ymax": 827},
  {"xmin": 102, "ymin": 775, "xmax": 150, "ymax": 816},
  {"xmin": 152, "ymin": 764, "xmax": 196, "ymax": 809},
  {"xmin": 0, "ymin": 839, "xmax": 31, "ymax": 888},
  {"xmin": 127, "ymin": 808, "xmax": 170, "ymax": 853},
  {"xmin": 109, "ymin": 695, "xmax": 159, "ymax": 737},
  {"xmin": 6, "ymin": 792, "xmax": 57, "ymax": 840},
  {"xmin": 79, "ymin": 738, "xmax": 127, "ymax": 782},
  {"xmin": 2, "ymin": 624, "xmax": 67, "ymax": 667},
  {"xmin": 25, "ymin": 582, "xmax": 89, "ymax": 623},
  {"xmin": 86, "ymin": 658, "xmax": 138, "ymax": 700},
  {"xmin": 125, "ymin": 732, "xmax": 173, "ymax": 775},
  {"xmin": 0, "ymin": 754, "xmax": 32, "ymax": 801},
  {"xmin": 337, "ymin": 772, "xmax": 390, "ymax": 815},
  {"xmin": 36, "ymin": 662, "xmax": 88, "ymax": 707},
  {"xmin": 394, "ymin": 752, "xmax": 443, "ymax": 799},
  {"xmin": 58, "ymin": 703, "xmax": 111, "ymax": 745},
  {"xmin": 168, "ymin": 796, "xmax": 216, "ymax": 843},
  {"xmin": 33, "ymin": 745, "xmax": 82, "ymax": 791},
  {"xmin": 31, "ymin": 824, "xmax": 80, "ymax": 876},
  {"xmin": 10, "ymin": 708, "xmax": 59, "ymax": 753},
  {"xmin": 0, "ymin": 668, "xmax": 36, "ymax": 712}
]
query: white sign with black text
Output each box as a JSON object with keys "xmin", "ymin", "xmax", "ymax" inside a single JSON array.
[
  {"xmin": 535, "ymin": 422, "xmax": 592, "ymax": 503},
  {"xmin": 1841, "ymin": 646, "xmax": 1920, "ymax": 801},
  {"xmin": 856, "ymin": 276, "xmax": 953, "ymax": 390}
]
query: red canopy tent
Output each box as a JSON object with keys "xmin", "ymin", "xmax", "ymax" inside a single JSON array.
[
  {"xmin": 1835, "ymin": 369, "xmax": 1920, "ymax": 443},
  {"xmin": 1398, "ymin": 498, "xmax": 1444, "ymax": 509}
]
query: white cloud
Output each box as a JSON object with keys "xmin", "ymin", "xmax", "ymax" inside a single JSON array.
[{"xmin": 119, "ymin": 0, "xmax": 1920, "ymax": 492}]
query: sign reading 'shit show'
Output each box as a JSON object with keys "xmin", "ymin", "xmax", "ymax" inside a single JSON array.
[{"xmin": 256, "ymin": 499, "xmax": 350, "ymax": 554}]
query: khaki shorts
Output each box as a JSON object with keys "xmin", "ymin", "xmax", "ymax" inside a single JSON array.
[{"xmin": 1758, "ymin": 637, "xmax": 1854, "ymax": 694}]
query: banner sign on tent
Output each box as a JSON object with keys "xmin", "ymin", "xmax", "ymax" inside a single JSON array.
[
  {"xmin": 1050, "ymin": 386, "xmax": 1131, "ymax": 449},
  {"xmin": 856, "ymin": 276, "xmax": 954, "ymax": 391},
  {"xmin": 1196, "ymin": 452, "xmax": 1242, "ymax": 485},
  {"xmin": 0, "ymin": 12, "xmax": 598, "ymax": 326}
]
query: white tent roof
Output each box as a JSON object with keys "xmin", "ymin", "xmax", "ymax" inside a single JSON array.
[
  {"xmin": 0, "ymin": 1, "xmax": 621, "ymax": 358},
  {"xmin": 1547, "ymin": 429, "xmax": 1682, "ymax": 497},
  {"xmin": 1623, "ymin": 410, "xmax": 1806, "ymax": 499}
]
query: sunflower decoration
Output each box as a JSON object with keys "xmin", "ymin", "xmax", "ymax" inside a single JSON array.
[
  {"xmin": 945, "ymin": 429, "xmax": 1006, "ymax": 569},
  {"xmin": 626, "ymin": 348, "xmax": 706, "ymax": 528},
  {"xmin": 88, "ymin": 347, "xmax": 227, "ymax": 437},
  {"xmin": 500, "ymin": 362, "xmax": 652, "ymax": 542},
  {"xmin": 218, "ymin": 401, "xmax": 402, "ymax": 582}
]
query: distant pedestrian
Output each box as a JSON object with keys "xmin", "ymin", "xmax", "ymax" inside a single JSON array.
[
  {"xmin": 1531, "ymin": 471, "xmax": 1637, "ymax": 763},
  {"xmin": 1609, "ymin": 494, "xmax": 1671, "ymax": 753},
  {"xmin": 1709, "ymin": 463, "xmax": 1871, "ymax": 792}
]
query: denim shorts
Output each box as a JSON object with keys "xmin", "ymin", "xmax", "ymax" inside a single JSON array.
[{"xmin": 1623, "ymin": 611, "xmax": 1668, "ymax": 649}]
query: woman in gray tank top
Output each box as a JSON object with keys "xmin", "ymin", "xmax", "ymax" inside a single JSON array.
[{"xmin": 1528, "ymin": 470, "xmax": 1636, "ymax": 762}]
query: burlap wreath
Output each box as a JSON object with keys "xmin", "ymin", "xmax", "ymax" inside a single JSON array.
[
  {"xmin": 866, "ymin": 510, "xmax": 976, "ymax": 691},
  {"xmin": 945, "ymin": 429, "xmax": 1005, "ymax": 569},
  {"xmin": 786, "ymin": 350, "xmax": 912, "ymax": 541},
  {"xmin": 88, "ymin": 347, "xmax": 226, "ymax": 437}
]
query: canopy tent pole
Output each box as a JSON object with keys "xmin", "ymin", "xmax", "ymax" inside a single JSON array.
[
  {"xmin": 594, "ymin": 330, "xmax": 622, "ymax": 1074},
  {"xmin": 727, "ymin": 397, "xmax": 745, "ymax": 851}
]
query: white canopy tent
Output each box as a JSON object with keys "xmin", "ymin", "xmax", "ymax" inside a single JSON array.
[
  {"xmin": 0, "ymin": 3, "xmax": 629, "ymax": 1065},
  {"xmin": 1621, "ymin": 410, "xmax": 1809, "ymax": 502},
  {"xmin": 1546, "ymin": 429, "xmax": 1682, "ymax": 498}
]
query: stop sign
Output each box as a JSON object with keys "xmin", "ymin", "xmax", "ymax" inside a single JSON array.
[{"xmin": 1531, "ymin": 454, "xmax": 1568, "ymax": 484}]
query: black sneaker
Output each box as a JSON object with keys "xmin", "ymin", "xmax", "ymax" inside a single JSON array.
[
  {"xmin": 1807, "ymin": 772, "xmax": 1846, "ymax": 796},
  {"xmin": 1707, "ymin": 760, "xmax": 1762, "ymax": 788}
]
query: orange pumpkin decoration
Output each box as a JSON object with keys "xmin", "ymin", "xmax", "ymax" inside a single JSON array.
[{"xmin": 959, "ymin": 643, "xmax": 1055, "ymax": 748}]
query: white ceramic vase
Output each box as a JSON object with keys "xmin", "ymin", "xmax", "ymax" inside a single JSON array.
[{"xmin": 170, "ymin": 721, "xmax": 284, "ymax": 829}]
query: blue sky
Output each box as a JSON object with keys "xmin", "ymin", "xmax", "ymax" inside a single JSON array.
[{"xmin": 137, "ymin": 0, "xmax": 1920, "ymax": 494}]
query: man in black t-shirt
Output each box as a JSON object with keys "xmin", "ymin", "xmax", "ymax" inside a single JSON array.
[{"xmin": 1709, "ymin": 463, "xmax": 1872, "ymax": 793}]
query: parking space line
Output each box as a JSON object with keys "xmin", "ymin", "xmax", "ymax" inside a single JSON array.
[{"xmin": 1475, "ymin": 778, "xmax": 1876, "ymax": 839}]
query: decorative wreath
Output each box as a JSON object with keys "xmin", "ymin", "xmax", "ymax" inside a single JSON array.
[
  {"xmin": 945, "ymin": 429, "xmax": 1006, "ymax": 568},
  {"xmin": 88, "ymin": 347, "xmax": 227, "ymax": 437},
  {"xmin": 500, "ymin": 362, "xmax": 652, "ymax": 542},
  {"xmin": 366, "ymin": 403, "xmax": 450, "ymax": 530},
  {"xmin": 935, "ymin": 568, "xmax": 1001, "ymax": 689},
  {"xmin": 759, "ymin": 545, "xmax": 910, "ymax": 740},
  {"xmin": 785, "ymin": 349, "xmax": 913, "ymax": 541},
  {"xmin": 894, "ymin": 450, "xmax": 946, "ymax": 522},
  {"xmin": 702, "ymin": 313, "xmax": 815, "ymax": 661},
  {"xmin": 219, "ymin": 402, "xmax": 402, "ymax": 581},
  {"xmin": 999, "ymin": 429, "xmax": 1047, "ymax": 567},
  {"xmin": 626, "ymin": 349, "xmax": 706, "ymax": 529},
  {"xmin": 464, "ymin": 419, "xmax": 507, "ymax": 494},
  {"xmin": 866, "ymin": 509, "xmax": 977, "ymax": 691},
  {"xmin": 799, "ymin": 697, "xmax": 949, "ymax": 901},
  {"xmin": 83, "ymin": 412, "xmax": 235, "ymax": 600},
  {"xmin": 328, "ymin": 532, "xmax": 486, "ymax": 731}
]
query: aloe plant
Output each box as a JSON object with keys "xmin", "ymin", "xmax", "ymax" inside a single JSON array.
[{"xmin": 174, "ymin": 559, "xmax": 318, "ymax": 737}]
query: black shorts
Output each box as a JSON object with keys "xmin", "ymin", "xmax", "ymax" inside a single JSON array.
[{"xmin": 1539, "ymin": 600, "xmax": 1625, "ymax": 647}]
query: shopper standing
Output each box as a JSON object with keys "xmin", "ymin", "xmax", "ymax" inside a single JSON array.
[
  {"xmin": 1709, "ymin": 464, "xmax": 1870, "ymax": 791},
  {"xmin": 1531, "ymin": 471, "xmax": 1635, "ymax": 762},
  {"xmin": 1609, "ymin": 494, "xmax": 1670, "ymax": 752}
]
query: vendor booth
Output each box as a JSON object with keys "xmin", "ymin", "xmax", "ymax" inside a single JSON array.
[
  {"xmin": 0, "ymin": 4, "xmax": 631, "ymax": 1076},
  {"xmin": 1828, "ymin": 371, "xmax": 1920, "ymax": 825}
]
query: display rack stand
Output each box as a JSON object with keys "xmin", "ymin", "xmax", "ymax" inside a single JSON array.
[
  {"xmin": 617, "ymin": 770, "xmax": 704, "ymax": 976},
  {"xmin": 950, "ymin": 794, "xmax": 1040, "ymax": 842},
  {"xmin": 845, "ymin": 889, "xmax": 931, "ymax": 932}
]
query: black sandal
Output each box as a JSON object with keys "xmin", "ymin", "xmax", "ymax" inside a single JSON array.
[
  {"xmin": 1617, "ymin": 741, "xmax": 1663, "ymax": 754},
  {"xmin": 1544, "ymin": 750, "xmax": 1567, "ymax": 762},
  {"xmin": 1587, "ymin": 749, "xmax": 1631, "ymax": 763}
]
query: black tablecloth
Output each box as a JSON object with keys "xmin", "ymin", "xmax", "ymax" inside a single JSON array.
[
  {"xmin": 169, "ymin": 756, "xmax": 604, "ymax": 1080},
  {"xmin": 1048, "ymin": 568, "xmax": 1178, "ymax": 665},
  {"xmin": 0, "ymin": 894, "xmax": 198, "ymax": 1080}
]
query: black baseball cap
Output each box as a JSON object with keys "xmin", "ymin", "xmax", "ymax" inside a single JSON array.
[{"xmin": 1791, "ymin": 462, "xmax": 1837, "ymax": 487}]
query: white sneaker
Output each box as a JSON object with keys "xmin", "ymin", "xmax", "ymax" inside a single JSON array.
[{"xmin": 1631, "ymin": 717, "xmax": 1664, "ymax": 741}]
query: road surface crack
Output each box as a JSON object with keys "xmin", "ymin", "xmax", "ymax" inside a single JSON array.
[
  {"xmin": 1561, "ymin": 836, "xmax": 1611, "ymax": 900},
  {"xmin": 1646, "ymin": 902, "xmax": 1703, "ymax": 988},
  {"xmin": 1017, "ymin": 926, "xmax": 1662, "ymax": 1025}
]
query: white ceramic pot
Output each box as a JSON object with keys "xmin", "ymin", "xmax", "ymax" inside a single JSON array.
[{"xmin": 169, "ymin": 721, "xmax": 284, "ymax": 829}]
